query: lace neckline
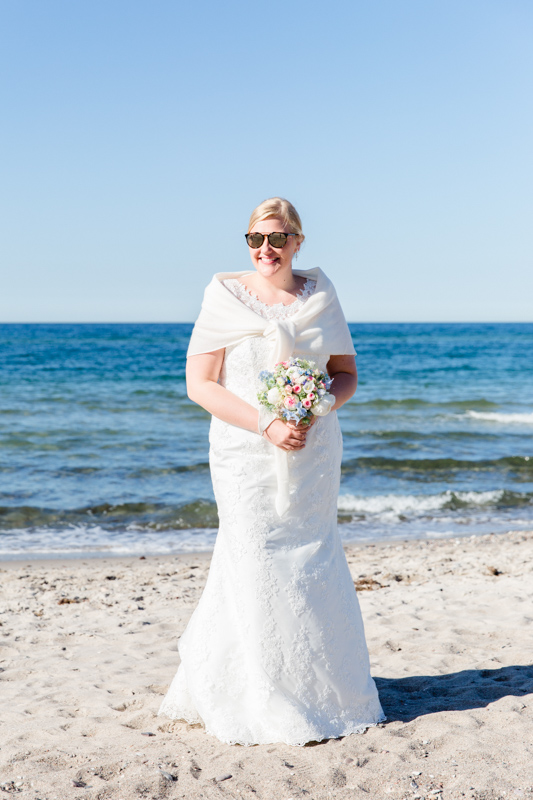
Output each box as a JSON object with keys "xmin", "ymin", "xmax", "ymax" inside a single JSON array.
[{"xmin": 223, "ymin": 277, "xmax": 317, "ymax": 321}]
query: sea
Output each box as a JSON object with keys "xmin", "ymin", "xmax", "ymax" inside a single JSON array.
[{"xmin": 1, "ymin": 323, "xmax": 532, "ymax": 560}]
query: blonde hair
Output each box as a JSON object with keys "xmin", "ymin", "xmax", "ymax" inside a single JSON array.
[{"xmin": 248, "ymin": 197, "xmax": 305, "ymax": 244}]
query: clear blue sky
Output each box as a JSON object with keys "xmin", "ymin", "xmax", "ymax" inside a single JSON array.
[{"xmin": 1, "ymin": 0, "xmax": 532, "ymax": 322}]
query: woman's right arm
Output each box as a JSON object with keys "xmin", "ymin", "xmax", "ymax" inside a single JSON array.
[
  {"xmin": 186, "ymin": 351, "xmax": 310, "ymax": 450},
  {"xmin": 186, "ymin": 350, "xmax": 261, "ymax": 433}
]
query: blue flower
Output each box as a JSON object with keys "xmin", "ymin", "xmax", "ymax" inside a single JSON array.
[{"xmin": 285, "ymin": 409, "xmax": 302, "ymax": 423}]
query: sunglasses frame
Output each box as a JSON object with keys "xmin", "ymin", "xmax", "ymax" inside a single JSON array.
[{"xmin": 245, "ymin": 232, "xmax": 297, "ymax": 249}]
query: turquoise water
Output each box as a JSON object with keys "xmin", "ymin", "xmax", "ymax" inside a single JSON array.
[{"xmin": 1, "ymin": 323, "xmax": 532, "ymax": 558}]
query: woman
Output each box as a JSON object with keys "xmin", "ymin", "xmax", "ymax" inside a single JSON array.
[{"xmin": 159, "ymin": 198, "xmax": 384, "ymax": 745}]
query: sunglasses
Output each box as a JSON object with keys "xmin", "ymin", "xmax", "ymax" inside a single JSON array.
[{"xmin": 245, "ymin": 232, "xmax": 297, "ymax": 249}]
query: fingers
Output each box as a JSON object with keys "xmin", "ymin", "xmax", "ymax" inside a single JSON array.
[
  {"xmin": 280, "ymin": 434, "xmax": 305, "ymax": 451},
  {"xmin": 286, "ymin": 432, "xmax": 306, "ymax": 443},
  {"xmin": 287, "ymin": 436, "xmax": 306, "ymax": 450},
  {"xmin": 271, "ymin": 418, "xmax": 317, "ymax": 450},
  {"xmin": 290, "ymin": 438, "xmax": 307, "ymax": 450},
  {"xmin": 284, "ymin": 422, "xmax": 313, "ymax": 450},
  {"xmin": 287, "ymin": 424, "xmax": 309, "ymax": 437}
]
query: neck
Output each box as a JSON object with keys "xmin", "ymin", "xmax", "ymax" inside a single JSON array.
[{"xmin": 253, "ymin": 265, "xmax": 300, "ymax": 294}]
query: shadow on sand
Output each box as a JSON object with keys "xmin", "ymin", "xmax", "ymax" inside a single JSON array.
[{"xmin": 375, "ymin": 664, "xmax": 533, "ymax": 722}]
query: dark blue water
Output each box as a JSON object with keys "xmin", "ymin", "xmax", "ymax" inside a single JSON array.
[{"xmin": 1, "ymin": 323, "xmax": 532, "ymax": 558}]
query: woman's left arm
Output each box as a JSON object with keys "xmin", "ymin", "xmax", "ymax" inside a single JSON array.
[{"xmin": 326, "ymin": 354, "xmax": 358, "ymax": 411}]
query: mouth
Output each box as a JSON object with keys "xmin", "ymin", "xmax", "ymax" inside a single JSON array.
[{"xmin": 259, "ymin": 256, "xmax": 279, "ymax": 265}]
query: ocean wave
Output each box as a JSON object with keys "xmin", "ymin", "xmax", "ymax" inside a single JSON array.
[
  {"xmin": 1, "ymin": 490, "xmax": 532, "ymax": 557},
  {"xmin": 344, "ymin": 429, "xmax": 501, "ymax": 441},
  {"xmin": 337, "ymin": 489, "xmax": 533, "ymax": 519},
  {"xmin": 353, "ymin": 398, "xmax": 499, "ymax": 409},
  {"xmin": 2, "ymin": 487, "xmax": 532, "ymax": 538},
  {"xmin": 341, "ymin": 455, "xmax": 533, "ymax": 474},
  {"xmin": 0, "ymin": 500, "xmax": 219, "ymax": 532},
  {"xmin": 463, "ymin": 411, "xmax": 533, "ymax": 425}
]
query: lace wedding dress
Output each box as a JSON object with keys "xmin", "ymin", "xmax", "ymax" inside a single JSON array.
[{"xmin": 158, "ymin": 277, "xmax": 385, "ymax": 745}]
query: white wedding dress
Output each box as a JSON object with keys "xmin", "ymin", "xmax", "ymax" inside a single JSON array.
[{"xmin": 158, "ymin": 278, "xmax": 385, "ymax": 746}]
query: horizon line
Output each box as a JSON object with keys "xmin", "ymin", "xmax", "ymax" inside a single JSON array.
[{"xmin": 1, "ymin": 320, "xmax": 532, "ymax": 326}]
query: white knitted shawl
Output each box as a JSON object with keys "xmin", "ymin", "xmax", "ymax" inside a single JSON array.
[{"xmin": 187, "ymin": 267, "xmax": 355, "ymax": 367}]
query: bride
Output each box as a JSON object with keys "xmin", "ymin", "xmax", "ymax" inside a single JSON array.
[{"xmin": 158, "ymin": 197, "xmax": 385, "ymax": 745}]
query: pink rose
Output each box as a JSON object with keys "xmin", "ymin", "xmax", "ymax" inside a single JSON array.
[
  {"xmin": 281, "ymin": 361, "xmax": 289, "ymax": 367},
  {"xmin": 303, "ymin": 398, "xmax": 312, "ymax": 409},
  {"xmin": 284, "ymin": 396, "xmax": 297, "ymax": 409},
  {"xmin": 307, "ymin": 392, "xmax": 315, "ymax": 401},
  {"xmin": 292, "ymin": 384, "xmax": 302, "ymax": 393}
]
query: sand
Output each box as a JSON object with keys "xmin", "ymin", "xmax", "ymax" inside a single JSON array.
[{"xmin": 1, "ymin": 530, "xmax": 532, "ymax": 800}]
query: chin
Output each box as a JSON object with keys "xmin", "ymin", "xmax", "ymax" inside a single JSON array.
[
  {"xmin": 258, "ymin": 259, "xmax": 289, "ymax": 271},
  {"xmin": 256, "ymin": 263, "xmax": 279, "ymax": 276}
]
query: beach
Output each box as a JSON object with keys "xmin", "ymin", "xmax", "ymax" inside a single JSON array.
[{"xmin": 1, "ymin": 530, "xmax": 532, "ymax": 800}]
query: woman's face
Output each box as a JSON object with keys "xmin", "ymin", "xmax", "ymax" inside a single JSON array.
[{"xmin": 248, "ymin": 217, "xmax": 300, "ymax": 279}]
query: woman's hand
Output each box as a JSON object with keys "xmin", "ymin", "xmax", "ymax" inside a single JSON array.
[{"xmin": 263, "ymin": 416, "xmax": 316, "ymax": 451}]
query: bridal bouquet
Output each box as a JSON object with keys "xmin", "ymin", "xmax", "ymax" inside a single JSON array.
[{"xmin": 258, "ymin": 357, "xmax": 335, "ymax": 425}]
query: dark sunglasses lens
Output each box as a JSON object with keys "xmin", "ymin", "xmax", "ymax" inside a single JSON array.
[
  {"xmin": 269, "ymin": 233, "xmax": 288, "ymax": 248},
  {"xmin": 246, "ymin": 233, "xmax": 264, "ymax": 248}
]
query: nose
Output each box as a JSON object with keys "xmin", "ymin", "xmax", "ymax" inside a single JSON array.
[{"xmin": 259, "ymin": 237, "xmax": 275, "ymax": 254}]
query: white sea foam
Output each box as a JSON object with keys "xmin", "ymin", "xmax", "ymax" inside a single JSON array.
[
  {"xmin": 0, "ymin": 524, "xmax": 218, "ymax": 559},
  {"xmin": 337, "ymin": 489, "xmax": 504, "ymax": 518},
  {"xmin": 463, "ymin": 410, "xmax": 533, "ymax": 424}
]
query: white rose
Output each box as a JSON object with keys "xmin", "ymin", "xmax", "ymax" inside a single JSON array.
[
  {"xmin": 287, "ymin": 368, "xmax": 302, "ymax": 379},
  {"xmin": 311, "ymin": 393, "xmax": 335, "ymax": 416},
  {"xmin": 267, "ymin": 387, "xmax": 282, "ymax": 404}
]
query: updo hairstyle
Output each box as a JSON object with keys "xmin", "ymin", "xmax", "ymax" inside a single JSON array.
[{"xmin": 248, "ymin": 197, "xmax": 305, "ymax": 246}]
